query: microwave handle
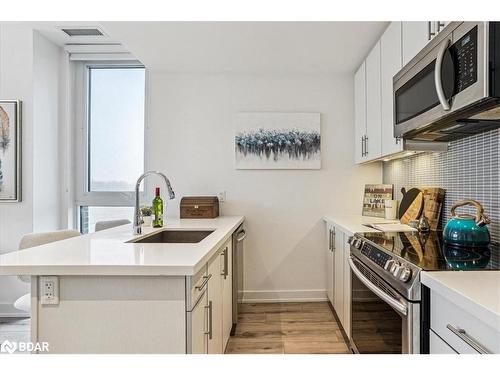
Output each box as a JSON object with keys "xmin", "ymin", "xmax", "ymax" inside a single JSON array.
[{"xmin": 435, "ymin": 38, "xmax": 451, "ymax": 111}]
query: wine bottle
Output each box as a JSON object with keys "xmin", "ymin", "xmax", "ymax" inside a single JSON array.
[{"xmin": 152, "ymin": 187, "xmax": 164, "ymax": 228}]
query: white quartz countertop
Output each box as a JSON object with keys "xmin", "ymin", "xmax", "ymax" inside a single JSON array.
[
  {"xmin": 0, "ymin": 216, "xmax": 244, "ymax": 276},
  {"xmin": 323, "ymin": 214, "xmax": 399, "ymax": 235},
  {"xmin": 421, "ymin": 271, "xmax": 500, "ymax": 330}
]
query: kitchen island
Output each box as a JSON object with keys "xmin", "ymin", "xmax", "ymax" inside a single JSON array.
[{"xmin": 0, "ymin": 216, "xmax": 244, "ymax": 354}]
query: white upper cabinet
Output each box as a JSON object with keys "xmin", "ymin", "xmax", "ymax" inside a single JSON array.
[
  {"xmin": 365, "ymin": 41, "xmax": 382, "ymax": 161},
  {"xmin": 402, "ymin": 22, "xmax": 431, "ymax": 66},
  {"xmin": 381, "ymin": 22, "xmax": 403, "ymax": 156},
  {"xmin": 354, "ymin": 62, "xmax": 367, "ymax": 164}
]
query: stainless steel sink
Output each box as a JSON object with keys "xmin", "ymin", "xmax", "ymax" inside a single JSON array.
[{"xmin": 130, "ymin": 229, "xmax": 214, "ymax": 244}]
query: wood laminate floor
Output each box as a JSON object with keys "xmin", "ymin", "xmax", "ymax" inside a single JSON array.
[{"xmin": 225, "ymin": 302, "xmax": 350, "ymax": 354}]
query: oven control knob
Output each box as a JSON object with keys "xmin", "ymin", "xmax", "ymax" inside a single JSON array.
[
  {"xmin": 355, "ymin": 239, "xmax": 363, "ymax": 249},
  {"xmin": 389, "ymin": 261, "xmax": 400, "ymax": 274},
  {"xmin": 392, "ymin": 265, "xmax": 403, "ymax": 278},
  {"xmin": 384, "ymin": 259, "xmax": 395, "ymax": 271},
  {"xmin": 399, "ymin": 267, "xmax": 412, "ymax": 282}
]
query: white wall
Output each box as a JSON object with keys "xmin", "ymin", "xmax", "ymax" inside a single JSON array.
[
  {"xmin": 33, "ymin": 32, "xmax": 62, "ymax": 232},
  {"xmin": 147, "ymin": 73, "xmax": 381, "ymax": 301},
  {"xmin": 0, "ymin": 25, "xmax": 62, "ymax": 315}
]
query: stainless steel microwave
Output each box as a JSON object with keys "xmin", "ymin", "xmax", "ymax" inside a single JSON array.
[{"xmin": 393, "ymin": 22, "xmax": 500, "ymax": 142}]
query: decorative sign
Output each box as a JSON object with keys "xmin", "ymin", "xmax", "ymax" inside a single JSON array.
[{"xmin": 362, "ymin": 184, "xmax": 393, "ymax": 218}]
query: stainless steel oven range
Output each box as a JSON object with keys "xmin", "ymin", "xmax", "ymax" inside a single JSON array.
[{"xmin": 347, "ymin": 231, "xmax": 498, "ymax": 354}]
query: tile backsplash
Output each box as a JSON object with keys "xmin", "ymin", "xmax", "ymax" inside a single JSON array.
[{"xmin": 383, "ymin": 129, "xmax": 500, "ymax": 243}]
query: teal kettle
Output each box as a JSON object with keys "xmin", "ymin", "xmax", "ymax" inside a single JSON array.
[{"xmin": 444, "ymin": 200, "xmax": 491, "ymax": 247}]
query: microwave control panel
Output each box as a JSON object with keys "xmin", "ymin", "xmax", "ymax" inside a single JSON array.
[{"xmin": 452, "ymin": 26, "xmax": 478, "ymax": 94}]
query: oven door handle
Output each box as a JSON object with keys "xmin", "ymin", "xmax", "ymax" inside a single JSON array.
[{"xmin": 348, "ymin": 257, "xmax": 408, "ymax": 316}]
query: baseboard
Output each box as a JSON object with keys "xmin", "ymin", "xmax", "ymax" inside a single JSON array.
[
  {"xmin": 240, "ymin": 289, "xmax": 327, "ymax": 303},
  {"xmin": 0, "ymin": 303, "xmax": 30, "ymax": 318}
]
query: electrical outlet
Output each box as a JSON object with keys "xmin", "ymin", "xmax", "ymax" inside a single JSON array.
[
  {"xmin": 218, "ymin": 191, "xmax": 227, "ymax": 203},
  {"xmin": 40, "ymin": 276, "xmax": 59, "ymax": 305}
]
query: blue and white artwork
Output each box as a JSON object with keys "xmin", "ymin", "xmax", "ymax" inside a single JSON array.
[
  {"xmin": 0, "ymin": 100, "xmax": 21, "ymax": 201},
  {"xmin": 235, "ymin": 112, "xmax": 321, "ymax": 169}
]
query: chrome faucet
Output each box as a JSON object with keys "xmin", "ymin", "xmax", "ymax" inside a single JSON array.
[{"xmin": 133, "ymin": 171, "xmax": 175, "ymax": 235}]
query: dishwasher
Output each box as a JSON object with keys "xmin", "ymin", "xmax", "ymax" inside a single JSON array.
[{"xmin": 230, "ymin": 224, "xmax": 246, "ymax": 335}]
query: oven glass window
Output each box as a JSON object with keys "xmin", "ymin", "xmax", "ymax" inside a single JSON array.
[{"xmin": 351, "ymin": 271, "xmax": 402, "ymax": 353}]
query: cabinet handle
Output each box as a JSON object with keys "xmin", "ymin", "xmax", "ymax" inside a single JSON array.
[
  {"xmin": 195, "ymin": 274, "xmax": 212, "ymax": 291},
  {"xmin": 360, "ymin": 136, "xmax": 364, "ymax": 158},
  {"xmin": 205, "ymin": 300, "xmax": 213, "ymax": 339},
  {"xmin": 332, "ymin": 229, "xmax": 336, "ymax": 252},
  {"xmin": 364, "ymin": 136, "xmax": 368, "ymax": 157},
  {"xmin": 446, "ymin": 324, "xmax": 490, "ymax": 354},
  {"xmin": 221, "ymin": 247, "xmax": 228, "ymax": 278},
  {"xmin": 437, "ymin": 21, "xmax": 445, "ymax": 33},
  {"xmin": 328, "ymin": 229, "xmax": 332, "ymax": 251},
  {"xmin": 428, "ymin": 21, "xmax": 435, "ymax": 40}
]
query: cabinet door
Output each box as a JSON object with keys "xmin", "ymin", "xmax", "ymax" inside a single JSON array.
[
  {"xmin": 381, "ymin": 22, "xmax": 403, "ymax": 157},
  {"xmin": 365, "ymin": 41, "xmax": 382, "ymax": 161},
  {"xmin": 430, "ymin": 330, "xmax": 457, "ymax": 354},
  {"xmin": 342, "ymin": 237, "xmax": 351, "ymax": 339},
  {"xmin": 207, "ymin": 249, "xmax": 223, "ymax": 354},
  {"xmin": 402, "ymin": 22, "xmax": 430, "ymax": 66},
  {"xmin": 354, "ymin": 62, "xmax": 367, "ymax": 164},
  {"xmin": 333, "ymin": 227, "xmax": 344, "ymax": 325},
  {"xmin": 326, "ymin": 224, "xmax": 334, "ymax": 305},
  {"xmin": 222, "ymin": 240, "xmax": 233, "ymax": 350},
  {"xmin": 190, "ymin": 291, "xmax": 208, "ymax": 354}
]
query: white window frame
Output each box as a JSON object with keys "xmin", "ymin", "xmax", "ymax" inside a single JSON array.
[{"xmin": 73, "ymin": 60, "xmax": 148, "ymax": 223}]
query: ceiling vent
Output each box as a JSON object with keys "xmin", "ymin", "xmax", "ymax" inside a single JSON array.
[{"xmin": 60, "ymin": 27, "xmax": 105, "ymax": 37}]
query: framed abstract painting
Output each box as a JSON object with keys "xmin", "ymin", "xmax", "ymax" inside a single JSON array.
[
  {"xmin": 235, "ymin": 112, "xmax": 321, "ymax": 169},
  {"xmin": 0, "ymin": 100, "xmax": 22, "ymax": 202}
]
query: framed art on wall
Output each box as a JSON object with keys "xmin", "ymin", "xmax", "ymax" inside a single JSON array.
[
  {"xmin": 235, "ymin": 112, "xmax": 321, "ymax": 169},
  {"xmin": 0, "ymin": 100, "xmax": 22, "ymax": 202}
]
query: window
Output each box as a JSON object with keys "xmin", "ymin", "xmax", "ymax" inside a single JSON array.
[{"xmin": 75, "ymin": 63, "xmax": 146, "ymax": 233}]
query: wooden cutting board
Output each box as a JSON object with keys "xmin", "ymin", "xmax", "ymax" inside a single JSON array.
[
  {"xmin": 420, "ymin": 187, "xmax": 446, "ymax": 231},
  {"xmin": 399, "ymin": 188, "xmax": 424, "ymax": 224}
]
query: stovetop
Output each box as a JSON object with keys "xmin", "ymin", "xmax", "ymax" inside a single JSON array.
[{"xmin": 359, "ymin": 231, "xmax": 500, "ymax": 271}]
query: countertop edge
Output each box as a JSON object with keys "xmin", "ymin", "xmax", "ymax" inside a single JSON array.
[
  {"xmin": 0, "ymin": 216, "xmax": 245, "ymax": 277},
  {"xmin": 421, "ymin": 271, "xmax": 500, "ymax": 331}
]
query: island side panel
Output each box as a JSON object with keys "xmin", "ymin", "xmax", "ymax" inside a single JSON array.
[{"xmin": 34, "ymin": 276, "xmax": 186, "ymax": 354}]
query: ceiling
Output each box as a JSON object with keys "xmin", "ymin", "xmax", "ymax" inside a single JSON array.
[
  {"xmin": 99, "ymin": 21, "xmax": 388, "ymax": 74},
  {"xmin": 30, "ymin": 21, "xmax": 388, "ymax": 74}
]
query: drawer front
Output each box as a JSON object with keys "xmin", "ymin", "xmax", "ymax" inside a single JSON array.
[
  {"xmin": 431, "ymin": 291, "xmax": 500, "ymax": 354},
  {"xmin": 187, "ymin": 265, "xmax": 208, "ymax": 310},
  {"xmin": 430, "ymin": 330, "xmax": 457, "ymax": 354}
]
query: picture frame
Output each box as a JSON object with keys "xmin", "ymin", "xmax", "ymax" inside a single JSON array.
[
  {"xmin": 362, "ymin": 184, "xmax": 393, "ymax": 218},
  {"xmin": 0, "ymin": 100, "xmax": 22, "ymax": 202},
  {"xmin": 235, "ymin": 112, "xmax": 321, "ymax": 170}
]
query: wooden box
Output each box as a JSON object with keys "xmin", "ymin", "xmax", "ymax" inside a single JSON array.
[{"xmin": 180, "ymin": 196, "xmax": 219, "ymax": 219}]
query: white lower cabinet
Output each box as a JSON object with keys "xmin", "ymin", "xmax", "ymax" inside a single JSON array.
[
  {"xmin": 325, "ymin": 223, "xmax": 335, "ymax": 304},
  {"xmin": 187, "ymin": 238, "xmax": 232, "ymax": 354},
  {"xmin": 207, "ymin": 247, "xmax": 224, "ymax": 354},
  {"xmin": 222, "ymin": 241, "xmax": 233, "ymax": 350},
  {"xmin": 430, "ymin": 290, "xmax": 500, "ymax": 354},
  {"xmin": 325, "ymin": 223, "xmax": 351, "ymax": 340},
  {"xmin": 430, "ymin": 330, "xmax": 457, "ymax": 354},
  {"xmin": 333, "ymin": 226, "xmax": 345, "ymax": 324},
  {"xmin": 190, "ymin": 289, "xmax": 208, "ymax": 354}
]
